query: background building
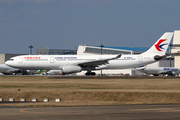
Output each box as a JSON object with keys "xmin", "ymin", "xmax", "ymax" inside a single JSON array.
[
  {"xmin": 77, "ymin": 45, "xmax": 133, "ymax": 55},
  {"xmin": 36, "ymin": 47, "xmax": 77, "ymax": 55},
  {"xmin": 171, "ymin": 30, "xmax": 180, "ymax": 68}
]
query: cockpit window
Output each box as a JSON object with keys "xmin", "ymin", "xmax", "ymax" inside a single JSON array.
[{"xmin": 9, "ymin": 59, "xmax": 14, "ymax": 61}]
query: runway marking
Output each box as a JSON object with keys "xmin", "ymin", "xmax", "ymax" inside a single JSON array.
[
  {"xmin": 129, "ymin": 108, "xmax": 180, "ymax": 112},
  {"xmin": 20, "ymin": 108, "xmax": 47, "ymax": 114},
  {"xmin": 20, "ymin": 108, "xmax": 94, "ymax": 115},
  {"xmin": 20, "ymin": 108, "xmax": 121, "ymax": 116}
]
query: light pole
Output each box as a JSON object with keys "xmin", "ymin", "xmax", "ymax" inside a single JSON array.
[
  {"xmin": 99, "ymin": 44, "xmax": 104, "ymax": 55},
  {"xmin": 169, "ymin": 44, "xmax": 173, "ymax": 67},
  {"xmin": 29, "ymin": 45, "xmax": 34, "ymax": 55},
  {"xmin": 99, "ymin": 44, "xmax": 104, "ymax": 76}
]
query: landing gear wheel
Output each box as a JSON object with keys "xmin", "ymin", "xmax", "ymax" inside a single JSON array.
[
  {"xmin": 91, "ymin": 72, "xmax": 96, "ymax": 76},
  {"xmin": 85, "ymin": 72, "xmax": 90, "ymax": 76},
  {"xmin": 85, "ymin": 72, "xmax": 96, "ymax": 76}
]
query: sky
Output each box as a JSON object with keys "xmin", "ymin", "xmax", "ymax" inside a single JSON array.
[{"xmin": 0, "ymin": 0, "xmax": 180, "ymax": 54}]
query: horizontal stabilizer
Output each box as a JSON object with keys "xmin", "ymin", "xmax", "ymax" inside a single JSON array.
[{"xmin": 154, "ymin": 52, "xmax": 180, "ymax": 61}]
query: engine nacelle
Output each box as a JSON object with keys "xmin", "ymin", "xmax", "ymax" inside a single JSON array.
[
  {"xmin": 47, "ymin": 70, "xmax": 62, "ymax": 75},
  {"xmin": 62, "ymin": 65, "xmax": 82, "ymax": 74}
]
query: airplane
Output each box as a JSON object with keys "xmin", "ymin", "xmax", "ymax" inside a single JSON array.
[
  {"xmin": 0, "ymin": 64, "xmax": 19, "ymax": 75},
  {"xmin": 5, "ymin": 32, "xmax": 174, "ymax": 76},
  {"xmin": 0, "ymin": 64, "xmax": 38, "ymax": 75},
  {"xmin": 136, "ymin": 67, "xmax": 180, "ymax": 76}
]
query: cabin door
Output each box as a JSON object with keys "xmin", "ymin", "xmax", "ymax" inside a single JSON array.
[
  {"xmin": 138, "ymin": 56, "xmax": 143, "ymax": 62},
  {"xmin": 18, "ymin": 57, "xmax": 23, "ymax": 63},
  {"xmin": 50, "ymin": 57, "xmax": 55, "ymax": 63}
]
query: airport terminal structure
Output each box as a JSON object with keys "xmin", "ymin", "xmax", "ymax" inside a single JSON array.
[
  {"xmin": 36, "ymin": 47, "xmax": 77, "ymax": 55},
  {"xmin": 0, "ymin": 30, "xmax": 180, "ymax": 76}
]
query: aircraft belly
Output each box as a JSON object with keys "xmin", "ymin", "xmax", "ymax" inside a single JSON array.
[
  {"xmin": 107, "ymin": 58, "xmax": 155, "ymax": 69},
  {"xmin": 95, "ymin": 65, "xmax": 108, "ymax": 70},
  {"xmin": 107, "ymin": 60, "xmax": 130, "ymax": 69},
  {"xmin": 107, "ymin": 60, "xmax": 138, "ymax": 69},
  {"xmin": 16, "ymin": 62, "xmax": 59, "ymax": 70}
]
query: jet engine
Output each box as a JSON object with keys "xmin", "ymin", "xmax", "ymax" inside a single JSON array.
[
  {"xmin": 62, "ymin": 65, "xmax": 82, "ymax": 74},
  {"xmin": 47, "ymin": 70, "xmax": 62, "ymax": 75}
]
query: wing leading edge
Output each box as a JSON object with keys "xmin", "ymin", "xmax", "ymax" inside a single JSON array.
[{"xmin": 77, "ymin": 54, "xmax": 122, "ymax": 67}]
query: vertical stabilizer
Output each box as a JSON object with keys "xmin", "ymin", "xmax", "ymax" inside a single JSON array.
[{"xmin": 141, "ymin": 32, "xmax": 173, "ymax": 56}]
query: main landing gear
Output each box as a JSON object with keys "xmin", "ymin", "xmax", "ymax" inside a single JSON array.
[{"xmin": 85, "ymin": 71, "xmax": 96, "ymax": 76}]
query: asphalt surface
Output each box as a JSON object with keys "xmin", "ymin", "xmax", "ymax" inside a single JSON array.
[{"xmin": 1, "ymin": 104, "xmax": 180, "ymax": 120}]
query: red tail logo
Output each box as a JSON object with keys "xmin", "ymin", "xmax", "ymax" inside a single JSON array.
[{"xmin": 154, "ymin": 39, "xmax": 167, "ymax": 51}]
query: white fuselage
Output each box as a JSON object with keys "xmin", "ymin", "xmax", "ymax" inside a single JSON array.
[
  {"xmin": 137, "ymin": 67, "xmax": 180, "ymax": 75},
  {"xmin": 5, "ymin": 54, "xmax": 156, "ymax": 70}
]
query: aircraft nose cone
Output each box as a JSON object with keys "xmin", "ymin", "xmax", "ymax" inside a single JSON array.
[
  {"xmin": 5, "ymin": 61, "xmax": 12, "ymax": 66},
  {"xmin": 5, "ymin": 61, "xmax": 8, "ymax": 65}
]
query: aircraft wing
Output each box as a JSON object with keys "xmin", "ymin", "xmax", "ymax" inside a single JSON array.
[{"xmin": 77, "ymin": 54, "xmax": 122, "ymax": 67}]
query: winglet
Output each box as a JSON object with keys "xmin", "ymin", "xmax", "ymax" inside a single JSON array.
[{"xmin": 114, "ymin": 54, "xmax": 122, "ymax": 59}]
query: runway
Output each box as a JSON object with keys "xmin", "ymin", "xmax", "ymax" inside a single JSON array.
[{"xmin": 1, "ymin": 104, "xmax": 180, "ymax": 120}]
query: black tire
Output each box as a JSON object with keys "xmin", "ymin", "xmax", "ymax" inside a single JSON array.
[
  {"xmin": 153, "ymin": 74, "xmax": 159, "ymax": 76},
  {"xmin": 85, "ymin": 72, "xmax": 91, "ymax": 76},
  {"xmin": 85, "ymin": 72, "xmax": 96, "ymax": 76},
  {"xmin": 91, "ymin": 72, "xmax": 96, "ymax": 76}
]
